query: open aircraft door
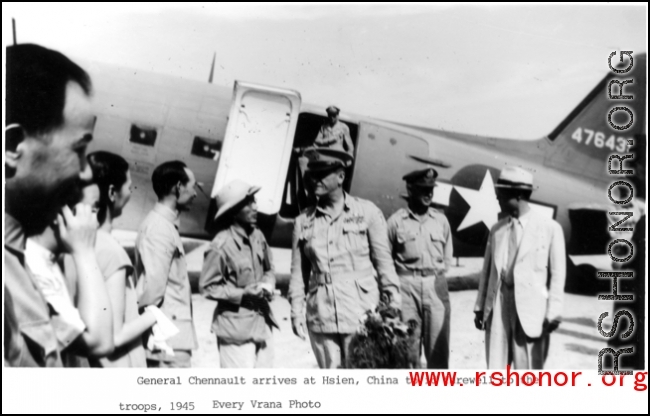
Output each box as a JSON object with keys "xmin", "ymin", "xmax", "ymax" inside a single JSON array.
[{"xmin": 212, "ymin": 81, "xmax": 301, "ymax": 215}]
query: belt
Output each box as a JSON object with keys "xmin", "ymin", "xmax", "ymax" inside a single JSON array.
[
  {"xmin": 218, "ymin": 297, "xmax": 271, "ymax": 315},
  {"xmin": 312, "ymin": 268, "xmax": 373, "ymax": 285},
  {"xmin": 396, "ymin": 268, "xmax": 437, "ymax": 277}
]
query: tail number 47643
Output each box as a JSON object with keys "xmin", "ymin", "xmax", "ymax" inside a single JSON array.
[{"xmin": 572, "ymin": 127, "xmax": 629, "ymax": 152}]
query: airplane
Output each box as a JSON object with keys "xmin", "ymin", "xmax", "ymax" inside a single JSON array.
[{"xmin": 71, "ymin": 52, "xmax": 645, "ymax": 294}]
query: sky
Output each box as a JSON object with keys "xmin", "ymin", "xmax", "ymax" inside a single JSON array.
[{"xmin": 2, "ymin": 3, "xmax": 647, "ymax": 139}]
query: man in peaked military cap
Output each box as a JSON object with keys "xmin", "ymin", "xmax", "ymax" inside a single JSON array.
[
  {"xmin": 387, "ymin": 166, "xmax": 453, "ymax": 369},
  {"xmin": 199, "ymin": 180, "xmax": 278, "ymax": 368},
  {"xmin": 288, "ymin": 147, "xmax": 401, "ymax": 368},
  {"xmin": 313, "ymin": 105, "xmax": 355, "ymax": 154}
]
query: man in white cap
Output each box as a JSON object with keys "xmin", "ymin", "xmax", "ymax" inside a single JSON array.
[
  {"xmin": 314, "ymin": 106, "xmax": 354, "ymax": 154},
  {"xmin": 199, "ymin": 180, "xmax": 278, "ymax": 368},
  {"xmin": 473, "ymin": 166, "xmax": 566, "ymax": 369}
]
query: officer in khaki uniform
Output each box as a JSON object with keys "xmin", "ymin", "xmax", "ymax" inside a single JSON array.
[
  {"xmin": 289, "ymin": 147, "xmax": 401, "ymax": 369},
  {"xmin": 387, "ymin": 167, "xmax": 453, "ymax": 369},
  {"xmin": 200, "ymin": 180, "xmax": 278, "ymax": 368},
  {"xmin": 313, "ymin": 106, "xmax": 355, "ymax": 154}
]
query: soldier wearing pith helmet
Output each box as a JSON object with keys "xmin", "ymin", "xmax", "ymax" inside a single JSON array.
[
  {"xmin": 387, "ymin": 166, "xmax": 453, "ymax": 369},
  {"xmin": 288, "ymin": 147, "xmax": 401, "ymax": 368},
  {"xmin": 199, "ymin": 180, "xmax": 278, "ymax": 368}
]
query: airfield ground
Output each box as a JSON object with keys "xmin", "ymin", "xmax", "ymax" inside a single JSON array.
[{"xmin": 188, "ymin": 248, "xmax": 613, "ymax": 369}]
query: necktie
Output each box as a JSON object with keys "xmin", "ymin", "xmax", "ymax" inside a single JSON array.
[{"xmin": 504, "ymin": 219, "xmax": 520, "ymax": 286}]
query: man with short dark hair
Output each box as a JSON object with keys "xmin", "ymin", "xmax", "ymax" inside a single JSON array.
[
  {"xmin": 135, "ymin": 160, "xmax": 199, "ymax": 368},
  {"xmin": 474, "ymin": 166, "xmax": 566, "ymax": 369},
  {"xmin": 6, "ymin": 43, "xmax": 94, "ymax": 234},
  {"xmin": 4, "ymin": 43, "xmax": 113, "ymax": 367}
]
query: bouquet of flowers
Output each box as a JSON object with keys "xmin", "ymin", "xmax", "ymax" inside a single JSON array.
[{"xmin": 347, "ymin": 297, "xmax": 418, "ymax": 369}]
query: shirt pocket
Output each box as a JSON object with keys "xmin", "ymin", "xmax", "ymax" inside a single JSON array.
[
  {"xmin": 343, "ymin": 222, "xmax": 369, "ymax": 254},
  {"xmin": 306, "ymin": 283, "xmax": 331, "ymax": 328},
  {"xmin": 396, "ymin": 230, "xmax": 420, "ymax": 262},
  {"xmin": 234, "ymin": 257, "xmax": 255, "ymax": 288},
  {"xmin": 429, "ymin": 232, "xmax": 446, "ymax": 269},
  {"xmin": 355, "ymin": 275, "xmax": 380, "ymax": 312},
  {"xmin": 534, "ymin": 243, "xmax": 549, "ymax": 271}
]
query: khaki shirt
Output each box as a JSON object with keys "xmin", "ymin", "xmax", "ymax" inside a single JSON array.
[
  {"xmin": 289, "ymin": 194, "xmax": 401, "ymax": 334},
  {"xmin": 135, "ymin": 203, "xmax": 198, "ymax": 353},
  {"xmin": 200, "ymin": 225, "xmax": 278, "ymax": 344},
  {"xmin": 314, "ymin": 121, "xmax": 354, "ymax": 153},
  {"xmin": 4, "ymin": 214, "xmax": 63, "ymax": 367},
  {"xmin": 387, "ymin": 207, "xmax": 454, "ymax": 275}
]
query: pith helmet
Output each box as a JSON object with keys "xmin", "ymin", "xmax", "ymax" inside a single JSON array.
[{"xmin": 214, "ymin": 180, "xmax": 261, "ymax": 221}]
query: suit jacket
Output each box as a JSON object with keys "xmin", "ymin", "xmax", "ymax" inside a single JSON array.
[
  {"xmin": 474, "ymin": 211, "xmax": 566, "ymax": 338},
  {"xmin": 135, "ymin": 203, "xmax": 198, "ymax": 352}
]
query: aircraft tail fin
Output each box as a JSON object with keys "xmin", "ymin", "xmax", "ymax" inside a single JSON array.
[{"xmin": 544, "ymin": 53, "xmax": 646, "ymax": 196}]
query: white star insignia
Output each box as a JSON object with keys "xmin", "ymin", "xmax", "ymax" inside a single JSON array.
[{"xmin": 454, "ymin": 170, "xmax": 501, "ymax": 231}]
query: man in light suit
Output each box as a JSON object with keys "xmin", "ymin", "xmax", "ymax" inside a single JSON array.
[{"xmin": 473, "ymin": 166, "xmax": 566, "ymax": 369}]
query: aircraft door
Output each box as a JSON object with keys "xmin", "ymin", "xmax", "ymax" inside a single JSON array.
[
  {"xmin": 350, "ymin": 121, "xmax": 431, "ymax": 217},
  {"xmin": 213, "ymin": 81, "xmax": 301, "ymax": 215}
]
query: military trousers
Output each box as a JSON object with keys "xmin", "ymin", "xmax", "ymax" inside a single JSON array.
[
  {"xmin": 308, "ymin": 331, "xmax": 354, "ymax": 369},
  {"xmin": 399, "ymin": 272, "xmax": 450, "ymax": 369},
  {"xmin": 218, "ymin": 337, "xmax": 274, "ymax": 368},
  {"xmin": 486, "ymin": 282, "xmax": 549, "ymax": 370}
]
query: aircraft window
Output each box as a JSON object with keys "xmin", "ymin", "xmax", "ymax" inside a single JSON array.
[
  {"xmin": 129, "ymin": 124, "xmax": 157, "ymax": 147},
  {"xmin": 191, "ymin": 136, "xmax": 222, "ymax": 160}
]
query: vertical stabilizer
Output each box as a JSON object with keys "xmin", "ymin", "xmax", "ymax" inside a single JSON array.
[{"xmin": 544, "ymin": 53, "xmax": 646, "ymax": 196}]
